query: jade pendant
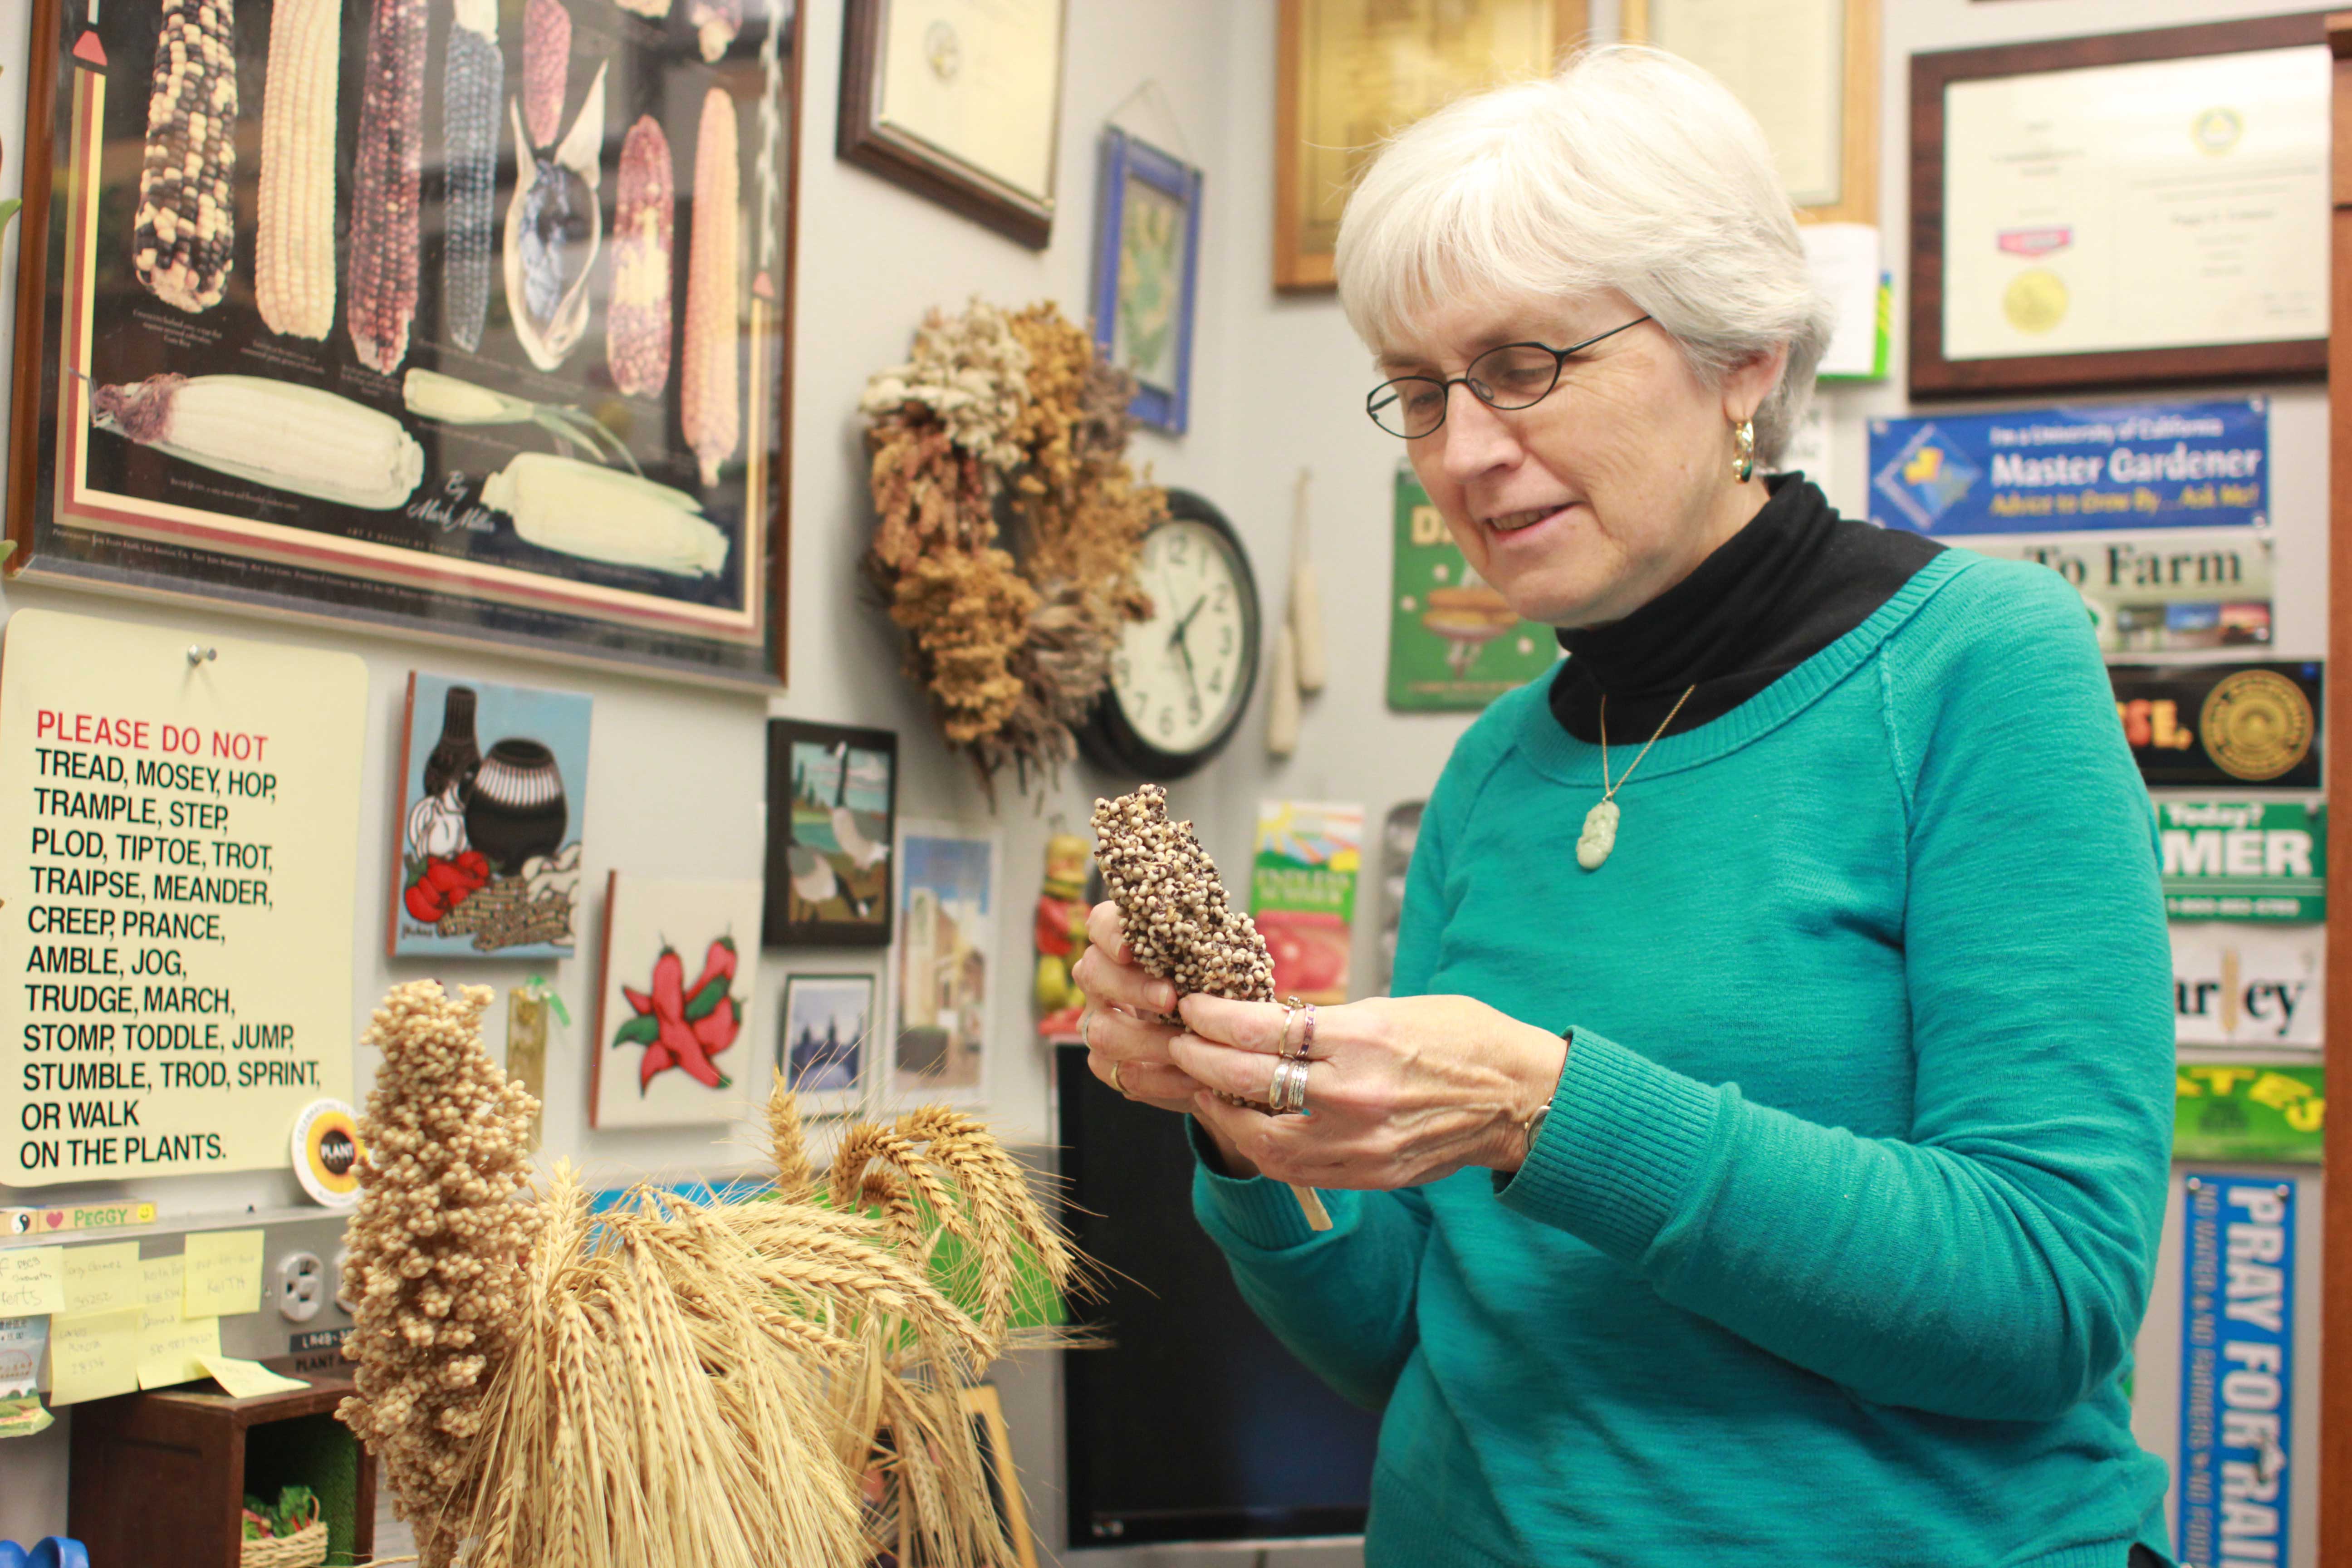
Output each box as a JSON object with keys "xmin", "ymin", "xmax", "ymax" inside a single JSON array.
[{"xmin": 1577, "ymin": 799, "xmax": 1619, "ymax": 870}]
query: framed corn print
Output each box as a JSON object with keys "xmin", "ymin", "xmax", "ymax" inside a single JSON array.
[{"xmin": 5, "ymin": 0, "xmax": 803, "ymax": 686}]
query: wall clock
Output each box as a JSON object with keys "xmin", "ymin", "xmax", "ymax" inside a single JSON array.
[{"xmin": 1081, "ymin": 489, "xmax": 1261, "ymax": 780}]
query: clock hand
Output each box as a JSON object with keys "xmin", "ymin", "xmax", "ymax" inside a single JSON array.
[
  {"xmin": 1173, "ymin": 634, "xmax": 1201, "ymax": 705},
  {"xmin": 1167, "ymin": 594, "xmax": 1208, "ymax": 647}
]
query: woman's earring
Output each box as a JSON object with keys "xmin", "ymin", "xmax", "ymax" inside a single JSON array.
[{"xmin": 1731, "ymin": 419, "xmax": 1756, "ymax": 483}]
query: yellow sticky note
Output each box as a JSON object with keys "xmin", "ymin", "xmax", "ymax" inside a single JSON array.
[
  {"xmin": 140, "ymin": 1255, "xmax": 185, "ymax": 1329},
  {"xmin": 200, "ymin": 1355, "xmax": 308, "ymax": 1400},
  {"xmin": 48, "ymin": 1308, "xmax": 139, "ymax": 1406},
  {"xmin": 137, "ymin": 1316, "xmax": 220, "ymax": 1390},
  {"xmin": 63, "ymin": 1243, "xmax": 141, "ymax": 1315},
  {"xmin": 181, "ymin": 1230, "xmax": 264, "ymax": 1318},
  {"xmin": 0, "ymin": 1248, "xmax": 64, "ymax": 1317}
]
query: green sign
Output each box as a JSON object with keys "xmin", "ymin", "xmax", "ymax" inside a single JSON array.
[
  {"xmin": 2159, "ymin": 800, "xmax": 2324, "ymax": 921},
  {"xmin": 2174, "ymin": 1064, "xmax": 2323, "ymax": 1164},
  {"xmin": 1250, "ymin": 800, "xmax": 1362, "ymax": 1004},
  {"xmin": 1387, "ymin": 466, "xmax": 1557, "ymax": 710}
]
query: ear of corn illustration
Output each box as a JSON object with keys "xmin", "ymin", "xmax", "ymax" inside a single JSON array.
[
  {"xmin": 253, "ymin": 0, "xmax": 338, "ymax": 338},
  {"xmin": 134, "ymin": 0, "xmax": 237, "ymax": 314},
  {"xmin": 607, "ymin": 116, "xmax": 674, "ymax": 399},
  {"xmin": 523, "ymin": 0, "xmax": 571, "ymax": 150},
  {"xmin": 92, "ymin": 373, "xmax": 426, "ymax": 511},
  {"xmin": 483, "ymin": 453, "xmax": 727, "ymax": 576},
  {"xmin": 346, "ymin": 0, "xmax": 428, "ymax": 375},
  {"xmin": 440, "ymin": 0, "xmax": 502, "ymax": 353},
  {"xmin": 682, "ymin": 88, "xmax": 740, "ymax": 488}
]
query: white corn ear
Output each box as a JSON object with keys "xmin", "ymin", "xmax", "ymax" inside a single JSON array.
[
  {"xmin": 92, "ymin": 374, "xmax": 424, "ymax": 510},
  {"xmin": 482, "ymin": 453, "xmax": 728, "ymax": 577},
  {"xmin": 255, "ymin": 0, "xmax": 339, "ymax": 339}
]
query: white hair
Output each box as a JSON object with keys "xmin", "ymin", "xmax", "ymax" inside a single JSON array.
[{"xmin": 1334, "ymin": 45, "xmax": 1833, "ymax": 465}]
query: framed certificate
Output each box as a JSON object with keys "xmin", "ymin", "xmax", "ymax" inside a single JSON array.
[
  {"xmin": 6, "ymin": 0, "xmax": 803, "ymax": 686},
  {"xmin": 1274, "ymin": 0, "xmax": 1588, "ymax": 292},
  {"xmin": 1911, "ymin": 15, "xmax": 2330, "ymax": 399},
  {"xmin": 1622, "ymin": 0, "xmax": 1877, "ymax": 225},
  {"xmin": 838, "ymin": 0, "xmax": 1067, "ymax": 250}
]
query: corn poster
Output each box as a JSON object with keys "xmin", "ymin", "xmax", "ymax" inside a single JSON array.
[{"xmin": 12, "ymin": 0, "xmax": 800, "ymax": 683}]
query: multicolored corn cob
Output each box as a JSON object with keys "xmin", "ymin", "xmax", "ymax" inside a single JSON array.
[
  {"xmin": 606, "ymin": 116, "xmax": 674, "ymax": 399},
  {"xmin": 346, "ymin": 0, "xmax": 427, "ymax": 375},
  {"xmin": 682, "ymin": 88, "xmax": 740, "ymax": 487},
  {"xmin": 441, "ymin": 0, "xmax": 501, "ymax": 353},
  {"xmin": 688, "ymin": 0, "xmax": 740, "ymax": 61},
  {"xmin": 523, "ymin": 0, "xmax": 571, "ymax": 150},
  {"xmin": 254, "ymin": 0, "xmax": 338, "ymax": 338},
  {"xmin": 133, "ymin": 0, "xmax": 237, "ymax": 314}
]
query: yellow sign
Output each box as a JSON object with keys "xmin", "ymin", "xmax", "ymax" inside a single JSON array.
[
  {"xmin": 48, "ymin": 1308, "xmax": 139, "ymax": 1406},
  {"xmin": 0, "ymin": 610, "xmax": 363, "ymax": 1184},
  {"xmin": 201, "ymin": 1355, "xmax": 308, "ymax": 1400},
  {"xmin": 181, "ymin": 1229, "xmax": 265, "ymax": 1318},
  {"xmin": 62, "ymin": 1241, "xmax": 141, "ymax": 1314},
  {"xmin": 138, "ymin": 1315, "xmax": 220, "ymax": 1390},
  {"xmin": 0, "ymin": 1248, "xmax": 65, "ymax": 1316}
]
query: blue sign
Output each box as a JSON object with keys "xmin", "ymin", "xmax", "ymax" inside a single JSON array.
[
  {"xmin": 1868, "ymin": 400, "xmax": 2268, "ymax": 535},
  {"xmin": 2177, "ymin": 1173, "xmax": 2295, "ymax": 1568}
]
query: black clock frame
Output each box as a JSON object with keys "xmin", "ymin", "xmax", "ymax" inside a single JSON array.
[{"xmin": 1079, "ymin": 488, "xmax": 1262, "ymax": 781}]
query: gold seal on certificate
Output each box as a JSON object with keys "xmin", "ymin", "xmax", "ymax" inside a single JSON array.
[
  {"xmin": 2001, "ymin": 270, "xmax": 2068, "ymax": 335},
  {"xmin": 2200, "ymin": 670, "xmax": 2316, "ymax": 783}
]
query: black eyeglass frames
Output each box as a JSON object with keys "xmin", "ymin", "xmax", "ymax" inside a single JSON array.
[{"xmin": 1364, "ymin": 315, "xmax": 1653, "ymax": 439}]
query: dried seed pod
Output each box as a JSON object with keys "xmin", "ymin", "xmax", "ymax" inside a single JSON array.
[{"xmin": 1090, "ymin": 785, "xmax": 1276, "ymax": 1005}]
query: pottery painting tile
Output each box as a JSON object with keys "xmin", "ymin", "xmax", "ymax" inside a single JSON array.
[
  {"xmin": 389, "ymin": 673, "xmax": 593, "ymax": 960},
  {"xmin": 591, "ymin": 873, "xmax": 764, "ymax": 1129}
]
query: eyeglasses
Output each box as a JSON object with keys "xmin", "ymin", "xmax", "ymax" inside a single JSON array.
[{"xmin": 1364, "ymin": 315, "xmax": 1653, "ymax": 439}]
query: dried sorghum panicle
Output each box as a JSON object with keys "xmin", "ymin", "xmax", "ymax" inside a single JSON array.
[
  {"xmin": 1090, "ymin": 785, "xmax": 1276, "ymax": 1004},
  {"xmin": 338, "ymin": 980, "xmax": 539, "ymax": 1568}
]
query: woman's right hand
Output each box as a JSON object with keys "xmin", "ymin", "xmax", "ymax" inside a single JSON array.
[{"xmin": 1073, "ymin": 905, "xmax": 1250, "ymax": 1165}]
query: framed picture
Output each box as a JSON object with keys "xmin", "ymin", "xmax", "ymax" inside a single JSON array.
[
  {"xmin": 389, "ymin": 673, "xmax": 592, "ymax": 960},
  {"xmin": 591, "ymin": 872, "xmax": 764, "ymax": 1129},
  {"xmin": 891, "ymin": 823, "xmax": 998, "ymax": 1108},
  {"xmin": 763, "ymin": 720, "xmax": 897, "ymax": 947},
  {"xmin": 6, "ymin": 0, "xmax": 804, "ymax": 686},
  {"xmin": 778, "ymin": 973, "xmax": 876, "ymax": 1117},
  {"xmin": 1274, "ymin": 0, "xmax": 1587, "ymax": 291},
  {"xmin": 1909, "ymin": 14, "xmax": 2329, "ymax": 399},
  {"xmin": 1091, "ymin": 129, "xmax": 1202, "ymax": 435},
  {"xmin": 1622, "ymin": 0, "xmax": 1876, "ymax": 224},
  {"xmin": 838, "ymin": 0, "xmax": 1067, "ymax": 250},
  {"xmin": 960, "ymin": 1383, "xmax": 1039, "ymax": 1568}
]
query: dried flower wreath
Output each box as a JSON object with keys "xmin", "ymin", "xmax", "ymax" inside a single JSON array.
[{"xmin": 861, "ymin": 299, "xmax": 1164, "ymax": 791}]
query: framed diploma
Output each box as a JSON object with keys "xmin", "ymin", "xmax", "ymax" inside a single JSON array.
[
  {"xmin": 1911, "ymin": 15, "xmax": 2330, "ymax": 399},
  {"xmin": 839, "ymin": 0, "xmax": 1068, "ymax": 250},
  {"xmin": 1622, "ymin": 0, "xmax": 1877, "ymax": 225},
  {"xmin": 6, "ymin": 0, "xmax": 803, "ymax": 687},
  {"xmin": 1274, "ymin": 0, "xmax": 1588, "ymax": 292}
]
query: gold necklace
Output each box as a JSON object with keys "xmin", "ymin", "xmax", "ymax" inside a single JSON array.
[{"xmin": 1578, "ymin": 685, "xmax": 1696, "ymax": 870}]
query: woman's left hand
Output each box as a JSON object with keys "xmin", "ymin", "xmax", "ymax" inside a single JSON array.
[{"xmin": 1172, "ymin": 993, "xmax": 1569, "ymax": 1191}]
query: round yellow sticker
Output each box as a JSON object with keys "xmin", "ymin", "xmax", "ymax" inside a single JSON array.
[
  {"xmin": 292, "ymin": 1099, "xmax": 363, "ymax": 1208},
  {"xmin": 2200, "ymin": 670, "xmax": 2314, "ymax": 782},
  {"xmin": 2003, "ymin": 269, "xmax": 2068, "ymax": 335}
]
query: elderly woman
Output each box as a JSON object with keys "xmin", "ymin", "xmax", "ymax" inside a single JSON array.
[{"xmin": 1075, "ymin": 46, "xmax": 2175, "ymax": 1568}]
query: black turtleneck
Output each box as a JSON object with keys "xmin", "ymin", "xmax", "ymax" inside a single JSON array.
[{"xmin": 1548, "ymin": 474, "xmax": 1945, "ymax": 744}]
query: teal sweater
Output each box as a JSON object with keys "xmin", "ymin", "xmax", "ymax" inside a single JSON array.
[{"xmin": 1194, "ymin": 552, "xmax": 2176, "ymax": 1567}]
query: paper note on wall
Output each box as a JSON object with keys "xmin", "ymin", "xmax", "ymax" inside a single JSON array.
[
  {"xmin": 48, "ymin": 1308, "xmax": 140, "ymax": 1406},
  {"xmin": 63, "ymin": 1243, "xmax": 141, "ymax": 1315},
  {"xmin": 138, "ymin": 1316, "xmax": 220, "ymax": 1390},
  {"xmin": 140, "ymin": 1255, "xmax": 185, "ymax": 1328},
  {"xmin": 181, "ymin": 1230, "xmax": 265, "ymax": 1317},
  {"xmin": 201, "ymin": 1355, "xmax": 308, "ymax": 1400},
  {"xmin": 0, "ymin": 1249, "xmax": 65, "ymax": 1316}
]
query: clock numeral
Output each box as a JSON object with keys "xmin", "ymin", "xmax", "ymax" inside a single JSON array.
[
  {"xmin": 1219, "ymin": 625, "xmax": 1235, "ymax": 655},
  {"xmin": 1187, "ymin": 694, "xmax": 1203, "ymax": 724},
  {"xmin": 1207, "ymin": 668, "xmax": 1224, "ymax": 695},
  {"xmin": 1212, "ymin": 583, "xmax": 1230, "ymax": 611},
  {"xmin": 1111, "ymin": 654, "xmax": 1129, "ymax": 686},
  {"xmin": 1168, "ymin": 535, "xmax": 1190, "ymax": 566},
  {"xmin": 1156, "ymin": 708, "xmax": 1175, "ymax": 739}
]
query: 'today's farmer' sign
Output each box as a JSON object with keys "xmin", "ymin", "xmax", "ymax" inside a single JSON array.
[
  {"xmin": 2160, "ymin": 802, "xmax": 2324, "ymax": 921},
  {"xmin": 1868, "ymin": 400, "xmax": 2267, "ymax": 535}
]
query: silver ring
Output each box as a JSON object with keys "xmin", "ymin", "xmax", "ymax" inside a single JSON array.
[{"xmin": 1269, "ymin": 1056, "xmax": 1310, "ymax": 1116}]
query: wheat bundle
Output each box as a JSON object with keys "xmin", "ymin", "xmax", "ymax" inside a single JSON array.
[{"xmin": 339, "ymin": 980, "xmax": 1078, "ymax": 1568}]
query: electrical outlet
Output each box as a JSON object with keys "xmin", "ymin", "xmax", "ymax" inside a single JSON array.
[{"xmin": 276, "ymin": 1250, "xmax": 325, "ymax": 1323}]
